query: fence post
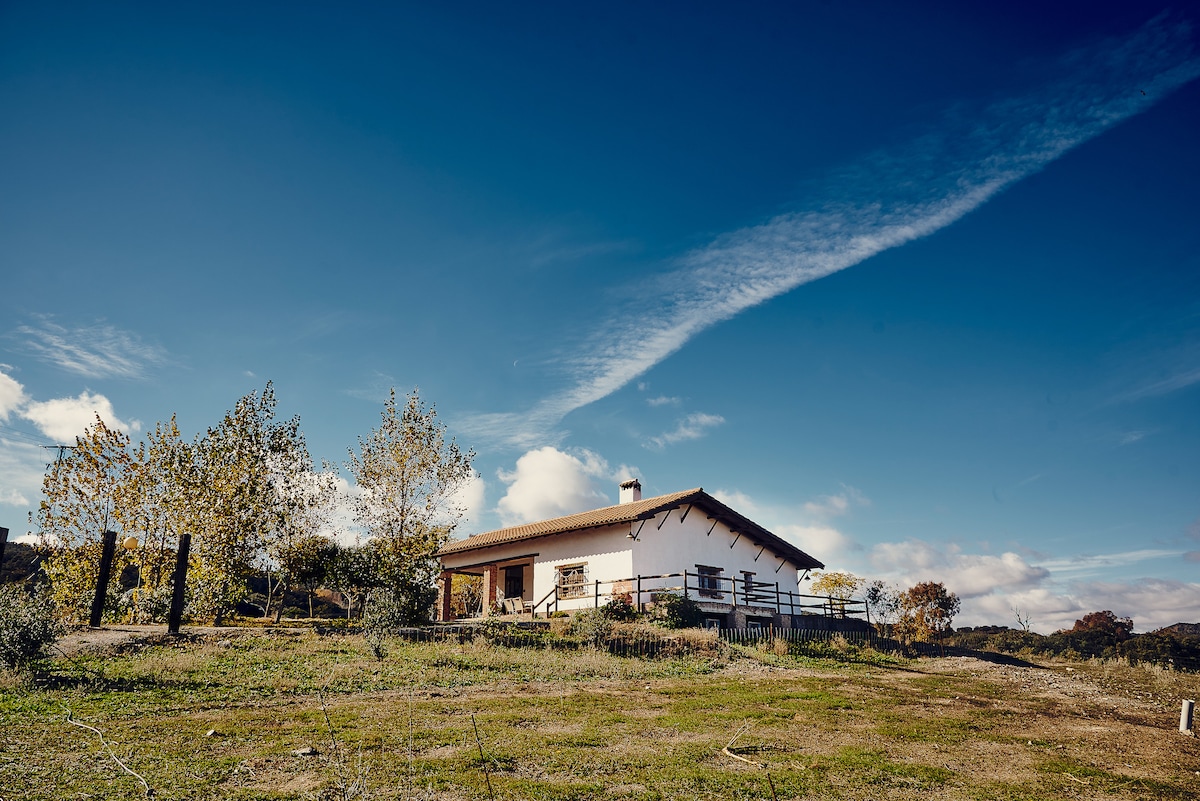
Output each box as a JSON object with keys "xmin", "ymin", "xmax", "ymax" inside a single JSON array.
[
  {"xmin": 775, "ymin": 582, "xmax": 781, "ymax": 614},
  {"xmin": 683, "ymin": 571, "xmax": 689, "ymax": 599},
  {"xmin": 167, "ymin": 531, "xmax": 191, "ymax": 635},
  {"xmin": 88, "ymin": 530, "xmax": 118, "ymax": 627},
  {"xmin": 636, "ymin": 575, "xmax": 642, "ymax": 613},
  {"xmin": 594, "ymin": 579, "xmax": 600, "ymax": 609},
  {"xmin": 1182, "ymin": 700, "xmax": 1195, "ymax": 735}
]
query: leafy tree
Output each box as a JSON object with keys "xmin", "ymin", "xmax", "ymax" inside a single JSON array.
[
  {"xmin": 811, "ymin": 571, "xmax": 863, "ymax": 618},
  {"xmin": 449, "ymin": 573, "xmax": 483, "ymax": 619},
  {"xmin": 811, "ymin": 571, "xmax": 863, "ymax": 599},
  {"xmin": 327, "ymin": 542, "xmax": 379, "ymax": 620},
  {"xmin": 347, "ymin": 388, "xmax": 474, "ymax": 623},
  {"xmin": 186, "ymin": 383, "xmax": 321, "ymax": 625},
  {"xmin": 277, "ymin": 535, "xmax": 339, "ymax": 618},
  {"xmin": 895, "ymin": 581, "xmax": 960, "ymax": 647},
  {"xmin": 1069, "ymin": 610, "xmax": 1133, "ymax": 640},
  {"xmin": 864, "ymin": 579, "xmax": 901, "ymax": 634},
  {"xmin": 121, "ymin": 417, "xmax": 190, "ymax": 622},
  {"xmin": 259, "ymin": 453, "xmax": 339, "ymax": 621},
  {"xmin": 35, "ymin": 416, "xmax": 138, "ymax": 622}
]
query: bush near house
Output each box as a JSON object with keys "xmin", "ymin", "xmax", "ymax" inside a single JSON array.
[{"xmin": 0, "ymin": 583, "xmax": 66, "ymax": 671}]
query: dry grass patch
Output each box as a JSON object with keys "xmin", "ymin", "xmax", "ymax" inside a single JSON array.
[{"xmin": 2, "ymin": 628, "xmax": 1199, "ymax": 800}]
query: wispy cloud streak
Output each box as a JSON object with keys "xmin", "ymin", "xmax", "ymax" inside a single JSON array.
[
  {"xmin": 645, "ymin": 412, "xmax": 725, "ymax": 450},
  {"xmin": 15, "ymin": 317, "xmax": 167, "ymax": 379},
  {"xmin": 461, "ymin": 17, "xmax": 1199, "ymax": 448}
]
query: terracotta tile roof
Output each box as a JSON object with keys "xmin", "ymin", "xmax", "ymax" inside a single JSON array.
[{"xmin": 438, "ymin": 487, "xmax": 824, "ymax": 569}]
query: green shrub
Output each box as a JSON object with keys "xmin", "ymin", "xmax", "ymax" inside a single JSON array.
[
  {"xmin": 599, "ymin": 596, "xmax": 638, "ymax": 622},
  {"xmin": 0, "ymin": 584, "xmax": 66, "ymax": 670},
  {"xmin": 651, "ymin": 593, "xmax": 703, "ymax": 629},
  {"xmin": 569, "ymin": 609, "xmax": 614, "ymax": 646},
  {"xmin": 361, "ymin": 587, "xmax": 424, "ymax": 660}
]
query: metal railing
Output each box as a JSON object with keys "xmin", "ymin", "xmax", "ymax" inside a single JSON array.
[{"xmin": 573, "ymin": 571, "xmax": 869, "ymax": 620}]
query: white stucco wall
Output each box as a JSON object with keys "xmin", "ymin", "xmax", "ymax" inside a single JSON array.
[
  {"xmin": 629, "ymin": 506, "xmax": 803, "ymax": 597},
  {"xmin": 440, "ymin": 525, "xmax": 635, "ymax": 611},
  {"xmin": 528, "ymin": 525, "xmax": 634, "ymax": 611},
  {"xmin": 441, "ymin": 504, "xmax": 805, "ymax": 613}
]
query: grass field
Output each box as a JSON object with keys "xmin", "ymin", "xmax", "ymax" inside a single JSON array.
[{"xmin": 1, "ymin": 625, "xmax": 1198, "ymax": 800}]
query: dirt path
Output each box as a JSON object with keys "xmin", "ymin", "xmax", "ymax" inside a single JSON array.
[{"xmin": 54, "ymin": 624, "xmax": 253, "ymax": 656}]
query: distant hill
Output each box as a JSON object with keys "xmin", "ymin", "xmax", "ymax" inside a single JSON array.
[
  {"xmin": 1156, "ymin": 622, "xmax": 1200, "ymax": 637},
  {"xmin": 1, "ymin": 541, "xmax": 41, "ymax": 584}
]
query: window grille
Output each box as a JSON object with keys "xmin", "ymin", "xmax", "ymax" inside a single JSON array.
[{"xmin": 556, "ymin": 563, "xmax": 588, "ymax": 599}]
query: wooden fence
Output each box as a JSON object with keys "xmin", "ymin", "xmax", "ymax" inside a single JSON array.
[{"xmin": 387, "ymin": 624, "xmax": 942, "ymax": 658}]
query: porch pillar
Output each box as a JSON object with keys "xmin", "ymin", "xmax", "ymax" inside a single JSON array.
[
  {"xmin": 482, "ymin": 564, "xmax": 499, "ymax": 615},
  {"xmin": 437, "ymin": 571, "xmax": 454, "ymax": 622}
]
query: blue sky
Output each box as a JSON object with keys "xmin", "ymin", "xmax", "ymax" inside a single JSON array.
[{"xmin": 2, "ymin": 2, "xmax": 1198, "ymax": 631}]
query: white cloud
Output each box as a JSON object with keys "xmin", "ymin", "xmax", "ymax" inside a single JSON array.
[
  {"xmin": 777, "ymin": 523, "xmax": 859, "ymax": 564},
  {"xmin": 0, "ymin": 436, "xmax": 42, "ymax": 508},
  {"xmin": 0, "ymin": 370, "xmax": 27, "ymax": 420},
  {"xmin": 856, "ymin": 536, "xmax": 1200, "ymax": 632},
  {"xmin": 803, "ymin": 485, "xmax": 870, "ymax": 518},
  {"xmin": 20, "ymin": 391, "xmax": 140, "ymax": 441},
  {"xmin": 646, "ymin": 395, "xmax": 681, "ymax": 407},
  {"xmin": 645, "ymin": 412, "xmax": 725, "ymax": 450},
  {"xmin": 447, "ymin": 471, "xmax": 488, "ymax": 532},
  {"xmin": 711, "ymin": 488, "xmax": 862, "ymax": 567},
  {"xmin": 868, "ymin": 539, "xmax": 1051, "ymax": 598},
  {"xmin": 457, "ymin": 18, "xmax": 1200, "ymax": 448},
  {"xmin": 1022, "ymin": 579, "xmax": 1200, "ymax": 634},
  {"xmin": 15, "ymin": 318, "xmax": 166, "ymax": 379},
  {"xmin": 495, "ymin": 447, "xmax": 633, "ymax": 526},
  {"xmin": 988, "ymin": 577, "xmax": 1200, "ymax": 633}
]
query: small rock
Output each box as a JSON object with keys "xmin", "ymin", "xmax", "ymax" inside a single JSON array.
[
  {"xmin": 205, "ymin": 729, "xmax": 219, "ymax": 738},
  {"xmin": 292, "ymin": 746, "xmax": 319, "ymax": 757},
  {"xmin": 217, "ymin": 639, "xmax": 233, "ymax": 648}
]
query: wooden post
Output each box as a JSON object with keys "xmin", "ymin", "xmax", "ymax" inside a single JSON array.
[
  {"xmin": 636, "ymin": 575, "xmax": 642, "ymax": 613},
  {"xmin": 167, "ymin": 531, "xmax": 191, "ymax": 635},
  {"xmin": 1182, "ymin": 699, "xmax": 1195, "ymax": 735},
  {"xmin": 438, "ymin": 571, "xmax": 454, "ymax": 622},
  {"xmin": 481, "ymin": 565, "xmax": 498, "ymax": 615},
  {"xmin": 88, "ymin": 530, "xmax": 118, "ymax": 627},
  {"xmin": 594, "ymin": 578, "xmax": 599, "ymax": 608}
]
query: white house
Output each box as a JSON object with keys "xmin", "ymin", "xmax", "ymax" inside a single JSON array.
[{"xmin": 436, "ymin": 480, "xmax": 828, "ymax": 628}]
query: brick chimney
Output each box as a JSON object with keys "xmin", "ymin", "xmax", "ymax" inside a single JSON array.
[{"xmin": 619, "ymin": 478, "xmax": 642, "ymax": 504}]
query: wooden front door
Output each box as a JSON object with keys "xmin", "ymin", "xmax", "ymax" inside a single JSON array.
[{"xmin": 504, "ymin": 566, "xmax": 524, "ymax": 599}]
